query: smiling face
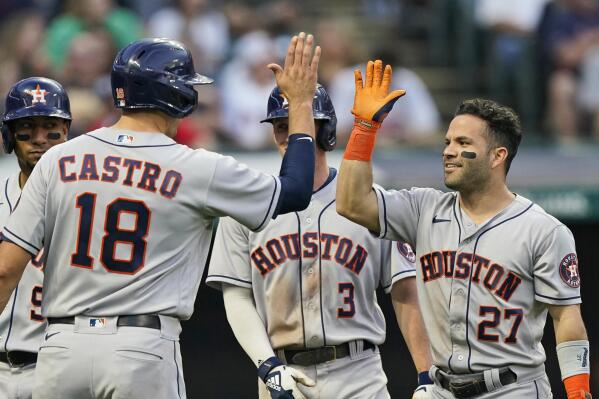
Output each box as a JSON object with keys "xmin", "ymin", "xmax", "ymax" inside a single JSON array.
[
  {"xmin": 11, "ymin": 116, "xmax": 69, "ymax": 173},
  {"xmin": 442, "ymin": 114, "xmax": 495, "ymax": 192}
]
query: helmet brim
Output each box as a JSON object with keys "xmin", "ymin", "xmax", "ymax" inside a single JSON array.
[{"xmin": 186, "ymin": 73, "xmax": 214, "ymax": 85}]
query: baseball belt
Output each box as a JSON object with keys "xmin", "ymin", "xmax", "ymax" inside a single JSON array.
[
  {"xmin": 0, "ymin": 351, "xmax": 37, "ymax": 367},
  {"xmin": 48, "ymin": 315, "xmax": 161, "ymax": 330},
  {"xmin": 435, "ymin": 367, "xmax": 517, "ymax": 398},
  {"xmin": 280, "ymin": 341, "xmax": 376, "ymax": 367}
]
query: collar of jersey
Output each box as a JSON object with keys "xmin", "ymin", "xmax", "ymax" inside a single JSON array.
[
  {"xmin": 312, "ymin": 167, "xmax": 337, "ymax": 197},
  {"xmin": 86, "ymin": 127, "xmax": 177, "ymax": 147}
]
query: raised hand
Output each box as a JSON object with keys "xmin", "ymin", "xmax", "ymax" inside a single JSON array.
[
  {"xmin": 267, "ymin": 32, "xmax": 321, "ymax": 107},
  {"xmin": 352, "ymin": 59, "xmax": 406, "ymax": 124}
]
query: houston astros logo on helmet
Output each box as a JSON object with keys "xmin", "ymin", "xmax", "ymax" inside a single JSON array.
[
  {"xmin": 559, "ymin": 253, "xmax": 580, "ymax": 288},
  {"xmin": 25, "ymin": 84, "xmax": 48, "ymax": 104}
]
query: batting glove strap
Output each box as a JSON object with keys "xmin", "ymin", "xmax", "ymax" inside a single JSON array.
[
  {"xmin": 557, "ymin": 340, "xmax": 590, "ymax": 380},
  {"xmin": 258, "ymin": 356, "xmax": 285, "ymax": 382},
  {"xmin": 418, "ymin": 371, "xmax": 433, "ymax": 386}
]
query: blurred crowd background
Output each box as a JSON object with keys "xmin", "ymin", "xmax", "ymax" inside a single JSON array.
[
  {"xmin": 4, "ymin": 0, "xmax": 599, "ymax": 153},
  {"xmin": 1, "ymin": 0, "xmax": 599, "ymax": 397}
]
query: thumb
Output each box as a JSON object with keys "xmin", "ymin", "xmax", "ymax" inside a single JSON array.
[
  {"xmin": 289, "ymin": 368, "xmax": 316, "ymax": 387},
  {"xmin": 384, "ymin": 89, "xmax": 406, "ymax": 103},
  {"xmin": 267, "ymin": 63, "xmax": 283, "ymax": 78}
]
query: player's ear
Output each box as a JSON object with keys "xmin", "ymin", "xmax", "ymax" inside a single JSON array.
[{"xmin": 490, "ymin": 146, "xmax": 508, "ymax": 170}]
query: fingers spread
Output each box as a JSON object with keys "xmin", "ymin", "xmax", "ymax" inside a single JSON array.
[
  {"xmin": 354, "ymin": 69, "xmax": 364, "ymax": 91},
  {"xmin": 294, "ymin": 32, "xmax": 306, "ymax": 68},
  {"xmin": 302, "ymin": 34, "xmax": 314, "ymax": 68},
  {"xmin": 310, "ymin": 45, "xmax": 321, "ymax": 75},
  {"xmin": 382, "ymin": 64, "xmax": 392, "ymax": 92},
  {"xmin": 284, "ymin": 36, "xmax": 298, "ymax": 70},
  {"xmin": 373, "ymin": 59, "xmax": 383, "ymax": 87},
  {"xmin": 365, "ymin": 60, "xmax": 374, "ymax": 88}
]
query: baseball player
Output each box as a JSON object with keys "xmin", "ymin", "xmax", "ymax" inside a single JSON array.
[
  {"xmin": 336, "ymin": 60, "xmax": 591, "ymax": 398},
  {"xmin": 0, "ymin": 77, "xmax": 71, "ymax": 399},
  {"xmin": 0, "ymin": 33, "xmax": 321, "ymax": 399},
  {"xmin": 207, "ymin": 84, "xmax": 433, "ymax": 399}
]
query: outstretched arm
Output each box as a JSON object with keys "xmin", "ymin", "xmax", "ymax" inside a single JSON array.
[
  {"xmin": 549, "ymin": 304, "xmax": 591, "ymax": 399},
  {"xmin": 336, "ymin": 60, "xmax": 405, "ymax": 233},
  {"xmin": 0, "ymin": 241, "xmax": 31, "ymax": 313}
]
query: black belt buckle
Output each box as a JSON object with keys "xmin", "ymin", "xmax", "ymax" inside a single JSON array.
[{"xmin": 290, "ymin": 346, "xmax": 337, "ymax": 366}]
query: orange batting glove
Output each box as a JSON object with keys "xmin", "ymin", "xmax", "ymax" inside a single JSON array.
[
  {"xmin": 565, "ymin": 374, "xmax": 592, "ymax": 399},
  {"xmin": 344, "ymin": 60, "xmax": 406, "ymax": 161}
]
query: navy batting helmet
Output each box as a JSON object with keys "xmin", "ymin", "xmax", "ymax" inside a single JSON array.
[
  {"xmin": 1, "ymin": 77, "xmax": 72, "ymax": 154},
  {"xmin": 261, "ymin": 84, "xmax": 337, "ymax": 151},
  {"xmin": 111, "ymin": 38, "xmax": 213, "ymax": 119}
]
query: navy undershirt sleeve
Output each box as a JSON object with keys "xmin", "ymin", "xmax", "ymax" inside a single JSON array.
[{"xmin": 274, "ymin": 134, "xmax": 315, "ymax": 217}]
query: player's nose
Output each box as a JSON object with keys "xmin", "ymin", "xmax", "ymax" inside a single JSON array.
[{"xmin": 30, "ymin": 126, "xmax": 49, "ymax": 145}]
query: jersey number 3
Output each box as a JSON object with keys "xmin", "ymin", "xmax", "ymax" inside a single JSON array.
[{"xmin": 71, "ymin": 193, "xmax": 150, "ymax": 274}]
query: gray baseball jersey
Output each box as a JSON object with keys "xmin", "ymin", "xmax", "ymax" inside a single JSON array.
[
  {"xmin": 1, "ymin": 127, "xmax": 281, "ymax": 319},
  {"xmin": 374, "ymin": 187, "xmax": 581, "ymax": 376},
  {"xmin": 0, "ymin": 172, "xmax": 45, "ymax": 353},
  {"xmin": 207, "ymin": 169, "xmax": 416, "ymax": 350}
]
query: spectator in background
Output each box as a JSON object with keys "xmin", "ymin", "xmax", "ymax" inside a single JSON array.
[
  {"xmin": 0, "ymin": 10, "xmax": 49, "ymax": 79},
  {"xmin": 56, "ymin": 30, "xmax": 115, "ymax": 138},
  {"xmin": 545, "ymin": 0, "xmax": 599, "ymax": 142},
  {"xmin": 475, "ymin": 0, "xmax": 549, "ymax": 131},
  {"xmin": 43, "ymin": 0, "xmax": 142, "ymax": 72},
  {"xmin": 219, "ymin": 31, "xmax": 278, "ymax": 150},
  {"xmin": 329, "ymin": 47, "xmax": 441, "ymax": 146},
  {"xmin": 147, "ymin": 0, "xmax": 230, "ymax": 77},
  {"xmin": 175, "ymin": 85, "xmax": 221, "ymax": 150}
]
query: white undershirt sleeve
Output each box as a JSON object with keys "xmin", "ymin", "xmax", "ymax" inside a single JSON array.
[{"xmin": 222, "ymin": 283, "xmax": 276, "ymax": 367}]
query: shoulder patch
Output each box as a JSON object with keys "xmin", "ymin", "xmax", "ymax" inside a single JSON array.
[
  {"xmin": 559, "ymin": 253, "xmax": 580, "ymax": 288},
  {"xmin": 396, "ymin": 241, "xmax": 416, "ymax": 263}
]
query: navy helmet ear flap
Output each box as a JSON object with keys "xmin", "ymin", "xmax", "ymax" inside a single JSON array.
[
  {"xmin": 1, "ymin": 123, "xmax": 14, "ymax": 154},
  {"xmin": 316, "ymin": 113, "xmax": 337, "ymax": 152}
]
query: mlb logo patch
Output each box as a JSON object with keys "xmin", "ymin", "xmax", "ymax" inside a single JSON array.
[
  {"xmin": 116, "ymin": 134, "xmax": 134, "ymax": 144},
  {"xmin": 89, "ymin": 318, "xmax": 106, "ymax": 328}
]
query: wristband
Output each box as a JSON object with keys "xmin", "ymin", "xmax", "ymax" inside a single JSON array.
[
  {"xmin": 343, "ymin": 118, "xmax": 381, "ymax": 162},
  {"xmin": 418, "ymin": 371, "xmax": 433, "ymax": 385},
  {"xmin": 257, "ymin": 356, "xmax": 284, "ymax": 382},
  {"xmin": 557, "ymin": 340, "xmax": 590, "ymax": 380}
]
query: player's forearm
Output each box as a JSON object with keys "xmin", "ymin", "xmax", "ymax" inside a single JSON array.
[
  {"xmin": 551, "ymin": 304, "xmax": 588, "ymax": 343},
  {"xmin": 288, "ymin": 101, "xmax": 316, "ymax": 139},
  {"xmin": 0, "ymin": 241, "xmax": 31, "ymax": 313},
  {"xmin": 222, "ymin": 284, "xmax": 275, "ymax": 368},
  {"xmin": 336, "ymin": 159, "xmax": 380, "ymax": 233},
  {"xmin": 391, "ymin": 280, "xmax": 432, "ymax": 372}
]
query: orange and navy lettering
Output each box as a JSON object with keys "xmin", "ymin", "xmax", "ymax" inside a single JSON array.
[
  {"xmin": 420, "ymin": 250, "xmax": 522, "ymax": 301},
  {"xmin": 58, "ymin": 155, "xmax": 182, "ymax": 199},
  {"xmin": 251, "ymin": 233, "xmax": 369, "ymax": 277}
]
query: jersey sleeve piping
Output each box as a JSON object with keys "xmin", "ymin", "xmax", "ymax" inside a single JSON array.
[
  {"xmin": 535, "ymin": 292, "xmax": 581, "ymax": 301},
  {"xmin": 374, "ymin": 186, "xmax": 388, "ymax": 239},
  {"xmin": 0, "ymin": 228, "xmax": 39, "ymax": 256},
  {"xmin": 206, "ymin": 274, "xmax": 252, "ymax": 290},
  {"xmin": 252, "ymin": 176, "xmax": 279, "ymax": 232}
]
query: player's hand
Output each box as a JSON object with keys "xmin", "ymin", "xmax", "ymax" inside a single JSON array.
[
  {"xmin": 264, "ymin": 364, "xmax": 315, "ymax": 399},
  {"xmin": 267, "ymin": 32, "xmax": 320, "ymax": 107},
  {"xmin": 567, "ymin": 390, "xmax": 592, "ymax": 399},
  {"xmin": 352, "ymin": 59, "xmax": 406, "ymax": 123},
  {"xmin": 412, "ymin": 384, "xmax": 434, "ymax": 398}
]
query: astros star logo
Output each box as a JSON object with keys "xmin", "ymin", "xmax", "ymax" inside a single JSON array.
[
  {"xmin": 26, "ymin": 84, "xmax": 48, "ymax": 104},
  {"xmin": 559, "ymin": 253, "xmax": 580, "ymax": 288}
]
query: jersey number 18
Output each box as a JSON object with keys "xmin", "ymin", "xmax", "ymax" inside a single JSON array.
[{"xmin": 71, "ymin": 193, "xmax": 150, "ymax": 274}]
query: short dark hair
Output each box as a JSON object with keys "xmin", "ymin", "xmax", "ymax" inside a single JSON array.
[{"xmin": 455, "ymin": 98, "xmax": 522, "ymax": 174}]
